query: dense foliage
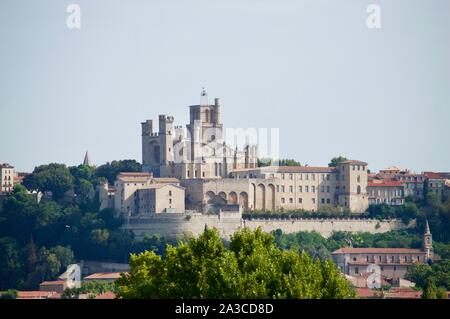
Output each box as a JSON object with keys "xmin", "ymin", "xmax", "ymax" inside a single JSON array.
[
  {"xmin": 273, "ymin": 229, "xmax": 423, "ymax": 261},
  {"xmin": 0, "ymin": 289, "xmax": 18, "ymax": 299},
  {"xmin": 2, "ymin": 158, "xmax": 450, "ymax": 298},
  {"xmin": 0, "ymin": 160, "xmax": 173, "ymax": 291},
  {"xmin": 62, "ymin": 280, "xmax": 116, "ymax": 299},
  {"xmin": 257, "ymin": 158, "xmax": 301, "ymax": 167},
  {"xmin": 328, "ymin": 156, "xmax": 348, "ymax": 167},
  {"xmin": 95, "ymin": 160, "xmax": 142, "ymax": 184},
  {"xmin": 23, "ymin": 164, "xmax": 74, "ymax": 200},
  {"xmin": 244, "ymin": 206, "xmax": 352, "ymax": 219},
  {"xmin": 405, "ymin": 261, "xmax": 450, "ymax": 291},
  {"xmin": 116, "ymin": 228, "xmax": 355, "ymax": 299}
]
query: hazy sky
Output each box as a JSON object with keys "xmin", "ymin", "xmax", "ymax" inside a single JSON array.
[{"xmin": 1, "ymin": 0, "xmax": 449, "ymax": 173}]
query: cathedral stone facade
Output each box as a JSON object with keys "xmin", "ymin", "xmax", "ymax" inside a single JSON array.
[{"xmin": 141, "ymin": 90, "xmax": 257, "ymax": 180}]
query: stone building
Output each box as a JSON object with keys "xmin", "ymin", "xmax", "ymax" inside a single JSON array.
[
  {"xmin": 332, "ymin": 221, "xmax": 433, "ymax": 285},
  {"xmin": 367, "ymin": 181, "xmax": 404, "ymax": 205},
  {"xmin": 215, "ymin": 161, "xmax": 369, "ymax": 213},
  {"xmin": 369, "ymin": 168, "xmax": 426, "ymax": 201},
  {"xmin": 98, "ymin": 182, "xmax": 116, "ymax": 211},
  {"xmin": 182, "ymin": 161, "xmax": 369, "ymax": 213},
  {"xmin": 424, "ymin": 172, "xmax": 449, "ymax": 201},
  {"xmin": 141, "ymin": 89, "xmax": 257, "ymax": 180},
  {"xmin": 0, "ymin": 163, "xmax": 14, "ymax": 193},
  {"xmin": 112, "ymin": 172, "xmax": 185, "ymax": 216}
]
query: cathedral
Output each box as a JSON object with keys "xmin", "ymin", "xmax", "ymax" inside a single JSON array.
[
  {"xmin": 141, "ymin": 89, "xmax": 257, "ymax": 179},
  {"xmin": 137, "ymin": 90, "xmax": 369, "ymax": 214}
]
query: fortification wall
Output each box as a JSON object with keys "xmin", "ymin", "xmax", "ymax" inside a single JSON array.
[
  {"xmin": 244, "ymin": 218, "xmax": 415, "ymax": 238},
  {"xmin": 121, "ymin": 213, "xmax": 415, "ymax": 240}
]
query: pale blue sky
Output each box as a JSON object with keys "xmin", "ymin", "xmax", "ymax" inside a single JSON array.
[{"xmin": 1, "ymin": 0, "xmax": 449, "ymax": 173}]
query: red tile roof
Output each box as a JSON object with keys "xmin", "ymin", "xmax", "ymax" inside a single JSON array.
[
  {"xmin": 385, "ymin": 288, "xmax": 422, "ymax": 299},
  {"xmin": 332, "ymin": 248, "xmax": 423, "ymax": 254},
  {"xmin": 95, "ymin": 292, "xmax": 116, "ymax": 299},
  {"xmin": 368, "ymin": 181, "xmax": 403, "ymax": 187},
  {"xmin": 424, "ymin": 172, "xmax": 446, "ymax": 179},
  {"xmin": 18, "ymin": 291, "xmax": 60, "ymax": 299},
  {"xmin": 355, "ymin": 288, "xmax": 379, "ymax": 298},
  {"xmin": 118, "ymin": 172, "xmax": 151, "ymax": 177},
  {"xmin": 152, "ymin": 177, "xmax": 180, "ymax": 183},
  {"xmin": 355, "ymin": 288, "xmax": 422, "ymax": 299},
  {"xmin": 39, "ymin": 280, "xmax": 66, "ymax": 286},
  {"xmin": 84, "ymin": 272, "xmax": 123, "ymax": 280}
]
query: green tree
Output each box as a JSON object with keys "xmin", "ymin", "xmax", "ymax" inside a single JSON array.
[
  {"xmin": 95, "ymin": 160, "xmax": 142, "ymax": 184},
  {"xmin": 69, "ymin": 164, "xmax": 96, "ymax": 183},
  {"xmin": 257, "ymin": 158, "xmax": 272, "ymax": 167},
  {"xmin": 21, "ymin": 245, "xmax": 74, "ymax": 290},
  {"xmin": 405, "ymin": 264, "xmax": 433, "ymax": 289},
  {"xmin": 23, "ymin": 163, "xmax": 74, "ymax": 200},
  {"xmin": 257, "ymin": 158, "xmax": 301, "ymax": 167},
  {"xmin": 0, "ymin": 185, "xmax": 38, "ymax": 243},
  {"xmin": 422, "ymin": 279, "xmax": 447, "ymax": 299},
  {"xmin": 328, "ymin": 156, "xmax": 348, "ymax": 167},
  {"xmin": 62, "ymin": 280, "xmax": 115, "ymax": 299},
  {"xmin": 0, "ymin": 237, "xmax": 24, "ymax": 290},
  {"xmin": 275, "ymin": 159, "xmax": 301, "ymax": 166},
  {"xmin": 116, "ymin": 228, "xmax": 355, "ymax": 299},
  {"xmin": 90, "ymin": 229, "xmax": 110, "ymax": 245},
  {"xmin": 74, "ymin": 179, "xmax": 95, "ymax": 203},
  {"xmin": 0, "ymin": 289, "xmax": 18, "ymax": 299}
]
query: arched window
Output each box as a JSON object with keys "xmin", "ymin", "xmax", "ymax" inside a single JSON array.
[{"xmin": 357, "ymin": 185, "xmax": 361, "ymax": 194}]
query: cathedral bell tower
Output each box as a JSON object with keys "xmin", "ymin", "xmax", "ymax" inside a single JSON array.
[{"xmin": 423, "ymin": 220, "xmax": 434, "ymax": 262}]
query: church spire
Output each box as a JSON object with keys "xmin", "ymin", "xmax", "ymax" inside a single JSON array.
[
  {"xmin": 425, "ymin": 219, "xmax": 431, "ymax": 235},
  {"xmin": 83, "ymin": 151, "xmax": 92, "ymax": 166},
  {"xmin": 423, "ymin": 219, "xmax": 433, "ymax": 262}
]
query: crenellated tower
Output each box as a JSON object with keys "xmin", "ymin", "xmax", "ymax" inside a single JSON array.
[{"xmin": 141, "ymin": 115, "xmax": 174, "ymax": 176}]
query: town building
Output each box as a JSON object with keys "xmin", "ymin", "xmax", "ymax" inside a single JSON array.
[
  {"xmin": 99, "ymin": 183, "xmax": 116, "ymax": 211},
  {"xmin": 332, "ymin": 221, "xmax": 433, "ymax": 285},
  {"xmin": 39, "ymin": 280, "xmax": 67, "ymax": 293},
  {"xmin": 369, "ymin": 167, "xmax": 426, "ymax": 202},
  {"xmin": 367, "ymin": 181, "xmax": 404, "ymax": 205},
  {"xmin": 355, "ymin": 287, "xmax": 423, "ymax": 299},
  {"xmin": 424, "ymin": 172, "xmax": 449, "ymax": 201},
  {"xmin": 223, "ymin": 160, "xmax": 369, "ymax": 212},
  {"xmin": 111, "ymin": 172, "xmax": 185, "ymax": 216},
  {"xmin": 0, "ymin": 163, "xmax": 14, "ymax": 193}
]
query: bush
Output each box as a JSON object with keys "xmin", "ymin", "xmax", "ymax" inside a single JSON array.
[{"xmin": 0, "ymin": 289, "xmax": 18, "ymax": 299}]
